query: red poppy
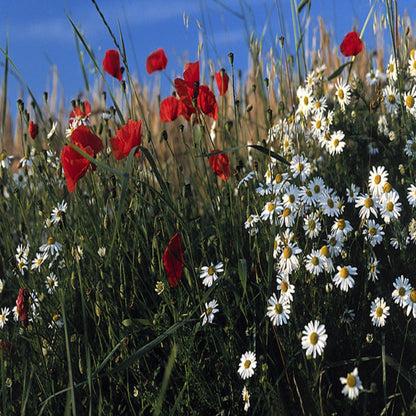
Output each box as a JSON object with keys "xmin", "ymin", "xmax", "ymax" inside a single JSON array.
[
  {"xmin": 340, "ymin": 31, "xmax": 363, "ymax": 57},
  {"xmin": 71, "ymin": 125, "xmax": 104, "ymax": 155},
  {"xmin": 69, "ymin": 101, "xmax": 91, "ymax": 124},
  {"xmin": 16, "ymin": 288, "xmax": 29, "ymax": 325},
  {"xmin": 163, "ymin": 233, "xmax": 184, "ymax": 287},
  {"xmin": 209, "ymin": 149, "xmax": 230, "ymax": 181},
  {"xmin": 197, "ymin": 86, "xmax": 218, "ymax": 121},
  {"xmin": 103, "ymin": 49, "xmax": 123, "ymax": 81},
  {"xmin": 61, "ymin": 143, "xmax": 95, "ymax": 193},
  {"xmin": 29, "ymin": 121, "xmax": 38, "ymax": 139},
  {"xmin": 146, "ymin": 48, "xmax": 168, "ymax": 74},
  {"xmin": 110, "ymin": 119, "xmax": 142, "ymax": 160},
  {"xmin": 215, "ymin": 69, "xmax": 229, "ymax": 96},
  {"xmin": 160, "ymin": 96, "xmax": 183, "ymax": 122}
]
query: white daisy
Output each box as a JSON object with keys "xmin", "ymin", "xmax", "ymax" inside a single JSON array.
[
  {"xmin": 355, "ymin": 194, "xmax": 378, "ymax": 220},
  {"xmin": 0, "ymin": 307, "xmax": 10, "ymax": 329},
  {"xmin": 279, "ymin": 207, "xmax": 296, "ymax": 228},
  {"xmin": 305, "ymin": 250, "xmax": 326, "ymax": 276},
  {"xmin": 31, "ymin": 252, "xmax": 48, "ymax": 271},
  {"xmin": 200, "ymin": 262, "xmax": 224, "ymax": 287},
  {"xmin": 301, "ymin": 320, "xmax": 327, "ymax": 358},
  {"xmin": 242, "ymin": 386, "xmax": 250, "ymax": 411},
  {"xmin": 276, "ymin": 274, "xmax": 295, "ymax": 302},
  {"xmin": 320, "ymin": 245, "xmax": 334, "ymax": 272},
  {"xmin": 50, "ymin": 201, "xmax": 68, "ymax": 225},
  {"xmin": 386, "ymin": 55, "xmax": 397, "ymax": 81},
  {"xmin": 331, "ymin": 218, "xmax": 353, "ymax": 240},
  {"xmin": 333, "ymin": 265, "xmax": 357, "ymax": 292},
  {"xmin": 382, "ymin": 84, "xmax": 399, "ymax": 114},
  {"xmin": 39, "ymin": 237, "xmax": 63, "ymax": 256},
  {"xmin": 267, "ymin": 293, "xmax": 291, "ymax": 326},
  {"xmin": 155, "ymin": 281, "xmax": 165, "ymax": 295},
  {"xmin": 407, "ymin": 185, "xmax": 416, "ymax": 207},
  {"xmin": 335, "ymin": 78, "xmax": 351, "ymax": 111},
  {"xmin": 366, "ymin": 68, "xmax": 381, "ymax": 85},
  {"xmin": 45, "ymin": 272, "xmax": 59, "ymax": 294},
  {"xmin": 200, "ymin": 299, "xmax": 219, "ymax": 326},
  {"xmin": 340, "ymin": 367, "xmax": 363, "ymax": 400},
  {"xmin": 379, "ymin": 190, "xmax": 401, "ymax": 223},
  {"xmin": 238, "ymin": 351, "xmax": 257, "ymax": 379},
  {"xmin": 282, "ymin": 185, "xmax": 301, "ymax": 211},
  {"xmin": 367, "ymin": 257, "xmax": 380, "ymax": 282},
  {"xmin": 405, "ymin": 288, "xmax": 416, "ymax": 318},
  {"xmin": 392, "ymin": 275, "xmax": 411, "ymax": 308},
  {"xmin": 327, "ymin": 130, "xmax": 346, "ymax": 155},
  {"xmin": 370, "ymin": 297, "xmax": 390, "ymax": 327},
  {"xmin": 368, "ymin": 166, "xmax": 388, "ymax": 198},
  {"xmin": 403, "ymin": 85, "xmax": 416, "ymax": 116},
  {"xmin": 319, "ymin": 188, "xmax": 340, "ymax": 217},
  {"xmin": 303, "ymin": 212, "xmax": 322, "ymax": 239},
  {"xmin": 279, "ymin": 243, "xmax": 302, "ymax": 274},
  {"xmin": 260, "ymin": 200, "xmax": 281, "ymax": 224},
  {"xmin": 290, "ymin": 154, "xmax": 311, "ymax": 181},
  {"xmin": 363, "ymin": 220, "xmax": 384, "ymax": 246}
]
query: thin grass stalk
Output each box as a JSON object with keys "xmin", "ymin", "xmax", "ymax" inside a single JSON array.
[{"xmin": 1, "ymin": 31, "xmax": 9, "ymax": 149}]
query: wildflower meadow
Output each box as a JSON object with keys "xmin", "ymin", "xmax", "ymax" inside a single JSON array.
[{"xmin": 1, "ymin": 0, "xmax": 416, "ymax": 414}]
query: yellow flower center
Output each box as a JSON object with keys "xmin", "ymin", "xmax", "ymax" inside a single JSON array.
[
  {"xmin": 410, "ymin": 290, "xmax": 416, "ymax": 303},
  {"xmin": 303, "ymin": 96, "xmax": 309, "ymax": 106},
  {"xmin": 309, "ymin": 332, "xmax": 318, "ymax": 345},
  {"xmin": 374, "ymin": 174, "xmax": 381, "ymax": 185},
  {"xmin": 268, "ymin": 203, "xmax": 275, "ymax": 212},
  {"xmin": 388, "ymin": 94, "xmax": 396, "ymax": 104},
  {"xmin": 388, "ymin": 63, "xmax": 394, "ymax": 73},
  {"xmin": 338, "ymin": 89, "xmax": 344, "ymax": 100},
  {"xmin": 370, "ymin": 263, "xmax": 375, "ymax": 274},
  {"xmin": 406, "ymin": 95, "xmax": 415, "ymax": 109},
  {"xmin": 386, "ymin": 201, "xmax": 394, "ymax": 212},
  {"xmin": 383, "ymin": 182, "xmax": 392, "ymax": 193},
  {"xmin": 306, "ymin": 189, "xmax": 312, "ymax": 197},
  {"xmin": 340, "ymin": 267, "xmax": 349, "ymax": 279},
  {"xmin": 398, "ymin": 287, "xmax": 406, "ymax": 297},
  {"xmin": 320, "ymin": 245, "xmax": 330, "ymax": 258},
  {"xmin": 369, "ymin": 226, "xmax": 376, "ymax": 236},
  {"xmin": 275, "ymin": 173, "xmax": 283, "ymax": 183},
  {"xmin": 208, "ymin": 266, "xmax": 215, "ymax": 276},
  {"xmin": 274, "ymin": 239, "xmax": 278, "ymax": 251},
  {"xmin": 311, "ymin": 256, "xmax": 319, "ymax": 266},
  {"xmin": 376, "ymin": 306, "xmax": 384, "ymax": 317},
  {"xmin": 281, "ymin": 281, "xmax": 289, "ymax": 293},
  {"xmin": 346, "ymin": 374, "xmax": 357, "ymax": 388},
  {"xmin": 333, "ymin": 138, "xmax": 339, "ymax": 147},
  {"xmin": 316, "ymin": 120, "xmax": 321, "ymax": 129},
  {"xmin": 364, "ymin": 197, "xmax": 374, "ymax": 208},
  {"xmin": 288, "ymin": 194, "xmax": 295, "ymax": 203},
  {"xmin": 308, "ymin": 219, "xmax": 316, "ymax": 230},
  {"xmin": 327, "ymin": 198, "xmax": 334, "ymax": 208},
  {"xmin": 337, "ymin": 219, "xmax": 346, "ymax": 230},
  {"xmin": 313, "ymin": 185, "xmax": 321, "ymax": 194},
  {"xmin": 274, "ymin": 303, "xmax": 283, "ymax": 314},
  {"xmin": 47, "ymin": 237, "xmax": 55, "ymax": 245},
  {"xmin": 244, "ymin": 359, "xmax": 251, "ymax": 369},
  {"xmin": 0, "ymin": 153, "xmax": 6, "ymax": 162},
  {"xmin": 297, "ymin": 163, "xmax": 304, "ymax": 172},
  {"xmin": 282, "ymin": 208, "xmax": 291, "ymax": 218},
  {"xmin": 283, "ymin": 247, "xmax": 292, "ymax": 259},
  {"xmin": 206, "ymin": 307, "xmax": 213, "ymax": 315}
]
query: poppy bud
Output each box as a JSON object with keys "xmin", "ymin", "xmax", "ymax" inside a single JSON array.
[
  {"xmin": 29, "ymin": 121, "xmax": 38, "ymax": 139},
  {"xmin": 146, "ymin": 48, "xmax": 168, "ymax": 74}
]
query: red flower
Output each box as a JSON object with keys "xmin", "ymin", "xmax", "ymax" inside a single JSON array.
[
  {"xmin": 209, "ymin": 149, "xmax": 230, "ymax": 181},
  {"xmin": 71, "ymin": 125, "xmax": 104, "ymax": 155},
  {"xmin": 16, "ymin": 288, "xmax": 29, "ymax": 325},
  {"xmin": 69, "ymin": 101, "xmax": 91, "ymax": 125},
  {"xmin": 103, "ymin": 49, "xmax": 123, "ymax": 81},
  {"xmin": 146, "ymin": 48, "xmax": 168, "ymax": 74},
  {"xmin": 340, "ymin": 32, "xmax": 363, "ymax": 57},
  {"xmin": 61, "ymin": 143, "xmax": 94, "ymax": 193},
  {"xmin": 197, "ymin": 86, "xmax": 218, "ymax": 121},
  {"xmin": 110, "ymin": 119, "xmax": 142, "ymax": 160},
  {"xmin": 29, "ymin": 121, "xmax": 38, "ymax": 139},
  {"xmin": 163, "ymin": 233, "xmax": 184, "ymax": 287},
  {"xmin": 215, "ymin": 69, "xmax": 229, "ymax": 96},
  {"xmin": 160, "ymin": 96, "xmax": 183, "ymax": 122}
]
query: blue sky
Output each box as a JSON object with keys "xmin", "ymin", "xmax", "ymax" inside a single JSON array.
[{"xmin": 0, "ymin": 0, "xmax": 412, "ymax": 119}]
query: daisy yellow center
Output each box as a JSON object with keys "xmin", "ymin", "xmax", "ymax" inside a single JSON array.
[
  {"xmin": 289, "ymin": 194, "xmax": 295, "ymax": 203},
  {"xmin": 338, "ymin": 89, "xmax": 344, "ymax": 100},
  {"xmin": 386, "ymin": 201, "xmax": 394, "ymax": 212},
  {"xmin": 364, "ymin": 197, "xmax": 374, "ymax": 208},
  {"xmin": 369, "ymin": 226, "xmax": 376, "ymax": 236},
  {"xmin": 320, "ymin": 245, "xmax": 330, "ymax": 258},
  {"xmin": 329, "ymin": 237, "xmax": 337, "ymax": 247},
  {"xmin": 36, "ymin": 258, "xmax": 43, "ymax": 266},
  {"xmin": 282, "ymin": 208, "xmax": 291, "ymax": 218},
  {"xmin": 1, "ymin": 314, "xmax": 5, "ymax": 323},
  {"xmin": 406, "ymin": 95, "xmax": 415, "ymax": 109},
  {"xmin": 281, "ymin": 281, "xmax": 289, "ymax": 292},
  {"xmin": 275, "ymin": 173, "xmax": 283, "ymax": 183},
  {"xmin": 316, "ymin": 120, "xmax": 321, "ymax": 129},
  {"xmin": 398, "ymin": 287, "xmax": 406, "ymax": 297},
  {"xmin": 18, "ymin": 261, "xmax": 25, "ymax": 270},
  {"xmin": 156, "ymin": 283, "xmax": 164, "ymax": 291},
  {"xmin": 337, "ymin": 219, "xmax": 346, "ymax": 230},
  {"xmin": 340, "ymin": 267, "xmax": 349, "ymax": 279},
  {"xmin": 268, "ymin": 203, "xmax": 275, "ymax": 212},
  {"xmin": 48, "ymin": 278, "xmax": 54, "ymax": 287},
  {"xmin": 314, "ymin": 185, "xmax": 321, "ymax": 194},
  {"xmin": 303, "ymin": 96, "xmax": 309, "ymax": 105},
  {"xmin": 376, "ymin": 306, "xmax": 384, "ymax": 317},
  {"xmin": 206, "ymin": 307, "xmax": 213, "ymax": 315},
  {"xmin": 374, "ymin": 174, "xmax": 381, "ymax": 185},
  {"xmin": 283, "ymin": 247, "xmax": 292, "ymax": 259},
  {"xmin": 388, "ymin": 94, "xmax": 396, "ymax": 104},
  {"xmin": 315, "ymin": 102, "xmax": 321, "ymax": 109},
  {"xmin": 297, "ymin": 163, "xmax": 304, "ymax": 172},
  {"xmin": 413, "ymin": 61, "xmax": 416, "ymax": 70},
  {"xmin": 388, "ymin": 63, "xmax": 394, "ymax": 73},
  {"xmin": 383, "ymin": 182, "xmax": 392, "ymax": 193},
  {"xmin": 52, "ymin": 314, "xmax": 60, "ymax": 322},
  {"xmin": 309, "ymin": 332, "xmax": 318, "ymax": 345},
  {"xmin": 274, "ymin": 239, "xmax": 278, "ymax": 251},
  {"xmin": 327, "ymin": 198, "xmax": 334, "ymax": 208},
  {"xmin": 306, "ymin": 189, "xmax": 312, "ymax": 197},
  {"xmin": 56, "ymin": 210, "xmax": 62, "ymax": 218},
  {"xmin": 311, "ymin": 256, "xmax": 319, "ymax": 266},
  {"xmin": 333, "ymin": 138, "xmax": 339, "ymax": 147},
  {"xmin": 370, "ymin": 263, "xmax": 376, "ymax": 274},
  {"xmin": 274, "ymin": 303, "xmax": 283, "ymax": 314},
  {"xmin": 244, "ymin": 359, "xmax": 251, "ymax": 369},
  {"xmin": 410, "ymin": 290, "xmax": 416, "ymax": 303},
  {"xmin": 346, "ymin": 374, "xmax": 357, "ymax": 388},
  {"xmin": 247, "ymin": 216, "xmax": 253, "ymax": 223},
  {"xmin": 309, "ymin": 219, "xmax": 316, "ymax": 230},
  {"xmin": 47, "ymin": 237, "xmax": 55, "ymax": 245},
  {"xmin": 208, "ymin": 266, "xmax": 215, "ymax": 276}
]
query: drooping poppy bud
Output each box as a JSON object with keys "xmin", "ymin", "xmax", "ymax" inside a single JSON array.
[
  {"xmin": 209, "ymin": 149, "xmax": 230, "ymax": 181},
  {"xmin": 103, "ymin": 49, "xmax": 123, "ymax": 81},
  {"xmin": 340, "ymin": 32, "xmax": 363, "ymax": 57},
  {"xmin": 29, "ymin": 121, "xmax": 38, "ymax": 139},
  {"xmin": 146, "ymin": 48, "xmax": 168, "ymax": 74},
  {"xmin": 215, "ymin": 69, "xmax": 229, "ymax": 96},
  {"xmin": 16, "ymin": 288, "xmax": 29, "ymax": 325},
  {"xmin": 163, "ymin": 233, "xmax": 184, "ymax": 287}
]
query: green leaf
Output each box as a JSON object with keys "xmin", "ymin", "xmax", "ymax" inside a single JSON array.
[{"xmin": 327, "ymin": 61, "xmax": 353, "ymax": 81}]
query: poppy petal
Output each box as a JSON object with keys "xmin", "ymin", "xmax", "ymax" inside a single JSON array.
[
  {"xmin": 103, "ymin": 49, "xmax": 123, "ymax": 81},
  {"xmin": 215, "ymin": 70, "xmax": 229, "ymax": 96},
  {"xmin": 183, "ymin": 61, "xmax": 200, "ymax": 87},
  {"xmin": 163, "ymin": 233, "xmax": 184, "ymax": 287},
  {"xmin": 198, "ymin": 86, "xmax": 218, "ymax": 120},
  {"xmin": 209, "ymin": 149, "xmax": 230, "ymax": 181},
  {"xmin": 160, "ymin": 96, "xmax": 181, "ymax": 122},
  {"xmin": 109, "ymin": 119, "xmax": 142, "ymax": 160},
  {"xmin": 146, "ymin": 48, "xmax": 168, "ymax": 74},
  {"xmin": 70, "ymin": 125, "xmax": 104, "ymax": 155},
  {"xmin": 340, "ymin": 32, "xmax": 363, "ymax": 57}
]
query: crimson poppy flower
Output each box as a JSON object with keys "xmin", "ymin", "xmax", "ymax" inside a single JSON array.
[
  {"xmin": 160, "ymin": 96, "xmax": 183, "ymax": 122},
  {"xmin": 103, "ymin": 49, "xmax": 123, "ymax": 81},
  {"xmin": 29, "ymin": 121, "xmax": 38, "ymax": 139},
  {"xmin": 163, "ymin": 233, "xmax": 184, "ymax": 287},
  {"xmin": 70, "ymin": 125, "xmax": 104, "ymax": 155},
  {"xmin": 215, "ymin": 69, "xmax": 229, "ymax": 96},
  {"xmin": 110, "ymin": 119, "xmax": 142, "ymax": 160},
  {"xmin": 340, "ymin": 31, "xmax": 363, "ymax": 57},
  {"xmin": 16, "ymin": 288, "xmax": 29, "ymax": 325},
  {"xmin": 197, "ymin": 86, "xmax": 218, "ymax": 121},
  {"xmin": 69, "ymin": 101, "xmax": 91, "ymax": 125},
  {"xmin": 209, "ymin": 149, "xmax": 230, "ymax": 181},
  {"xmin": 146, "ymin": 48, "xmax": 168, "ymax": 74}
]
